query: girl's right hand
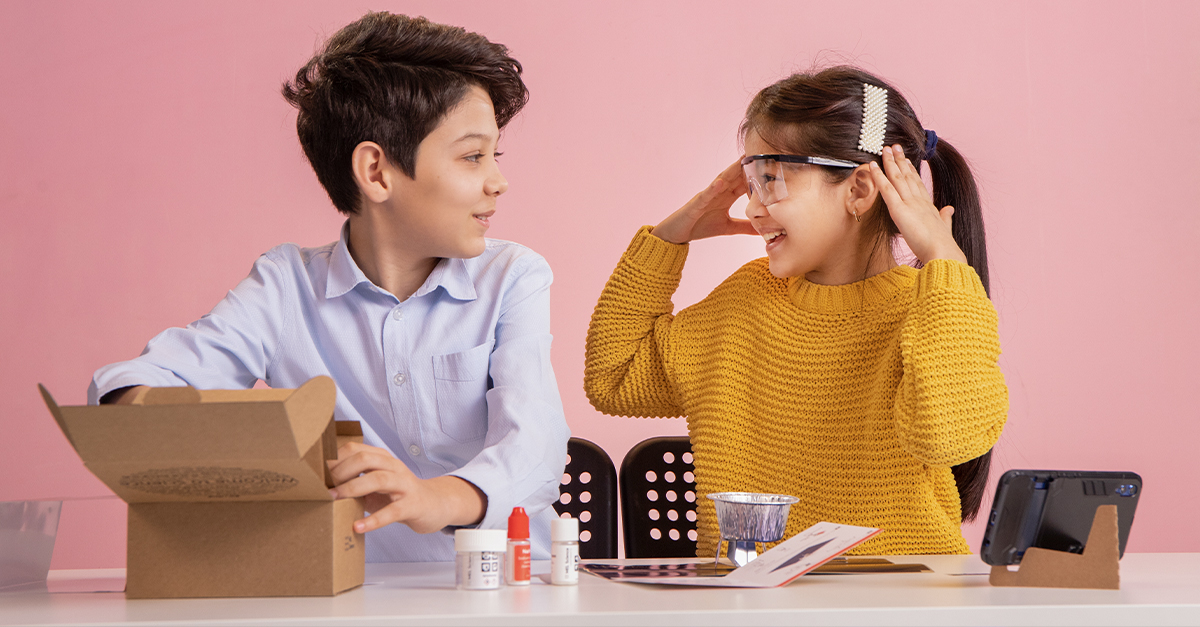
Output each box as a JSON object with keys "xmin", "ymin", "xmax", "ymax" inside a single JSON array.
[{"xmin": 651, "ymin": 159, "xmax": 756, "ymax": 244}]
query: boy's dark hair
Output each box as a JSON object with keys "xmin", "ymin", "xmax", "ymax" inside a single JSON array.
[
  {"xmin": 742, "ymin": 66, "xmax": 994, "ymax": 522},
  {"xmin": 282, "ymin": 12, "xmax": 528, "ymax": 215}
]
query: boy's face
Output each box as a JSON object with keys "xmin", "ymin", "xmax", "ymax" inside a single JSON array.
[{"xmin": 388, "ymin": 84, "xmax": 507, "ymax": 259}]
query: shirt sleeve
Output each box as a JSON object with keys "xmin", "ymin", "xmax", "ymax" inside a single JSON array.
[
  {"xmin": 583, "ymin": 225, "xmax": 689, "ymax": 418},
  {"xmin": 893, "ymin": 259, "xmax": 1009, "ymax": 466},
  {"xmin": 88, "ymin": 252, "xmax": 288, "ymax": 404},
  {"xmin": 446, "ymin": 253, "xmax": 571, "ymax": 530}
]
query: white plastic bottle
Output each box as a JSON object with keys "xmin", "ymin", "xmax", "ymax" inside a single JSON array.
[
  {"xmin": 454, "ymin": 529, "xmax": 506, "ymax": 590},
  {"xmin": 550, "ymin": 517, "xmax": 580, "ymax": 585}
]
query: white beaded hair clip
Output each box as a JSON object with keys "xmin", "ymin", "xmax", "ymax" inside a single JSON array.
[{"xmin": 857, "ymin": 83, "xmax": 888, "ymax": 155}]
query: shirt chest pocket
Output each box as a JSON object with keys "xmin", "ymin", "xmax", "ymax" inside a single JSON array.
[{"xmin": 432, "ymin": 340, "xmax": 493, "ymax": 442}]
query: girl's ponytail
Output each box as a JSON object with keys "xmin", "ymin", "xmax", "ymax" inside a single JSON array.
[
  {"xmin": 927, "ymin": 137, "xmax": 992, "ymax": 521},
  {"xmin": 927, "ymin": 138, "xmax": 990, "ymax": 295}
]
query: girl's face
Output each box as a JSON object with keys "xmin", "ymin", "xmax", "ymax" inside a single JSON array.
[{"xmin": 743, "ymin": 129, "xmax": 860, "ymax": 281}]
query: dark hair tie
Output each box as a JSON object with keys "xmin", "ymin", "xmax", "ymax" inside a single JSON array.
[{"xmin": 923, "ymin": 129, "xmax": 938, "ymax": 159}]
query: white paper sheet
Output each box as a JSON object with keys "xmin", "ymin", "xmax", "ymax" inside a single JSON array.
[{"xmin": 616, "ymin": 522, "xmax": 881, "ymax": 588}]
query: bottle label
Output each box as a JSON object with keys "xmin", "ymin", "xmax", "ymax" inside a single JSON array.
[
  {"xmin": 550, "ymin": 542, "xmax": 579, "ymax": 585},
  {"xmin": 456, "ymin": 550, "xmax": 502, "ymax": 590},
  {"xmin": 506, "ymin": 542, "xmax": 531, "ymax": 584}
]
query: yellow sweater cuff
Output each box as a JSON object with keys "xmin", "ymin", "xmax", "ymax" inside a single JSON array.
[
  {"xmin": 915, "ymin": 259, "xmax": 988, "ymax": 298},
  {"xmin": 624, "ymin": 225, "xmax": 689, "ymax": 276}
]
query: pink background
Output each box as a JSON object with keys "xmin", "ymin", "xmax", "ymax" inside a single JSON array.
[{"xmin": 2, "ymin": 1, "xmax": 1197, "ymax": 568}]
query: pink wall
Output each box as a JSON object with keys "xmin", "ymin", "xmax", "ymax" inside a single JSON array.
[{"xmin": 2, "ymin": 1, "xmax": 1197, "ymax": 568}]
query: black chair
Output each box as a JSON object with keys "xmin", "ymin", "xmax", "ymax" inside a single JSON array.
[
  {"xmin": 619, "ymin": 436, "xmax": 699, "ymax": 558},
  {"xmin": 553, "ymin": 437, "xmax": 618, "ymax": 559}
]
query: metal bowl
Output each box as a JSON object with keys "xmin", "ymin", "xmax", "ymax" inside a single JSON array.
[{"xmin": 708, "ymin": 492, "xmax": 799, "ymax": 543}]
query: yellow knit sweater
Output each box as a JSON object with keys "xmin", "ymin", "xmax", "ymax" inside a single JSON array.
[{"xmin": 584, "ymin": 227, "xmax": 1008, "ymax": 556}]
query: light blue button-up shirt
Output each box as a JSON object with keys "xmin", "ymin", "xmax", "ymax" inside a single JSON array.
[{"xmin": 89, "ymin": 224, "xmax": 569, "ymax": 562}]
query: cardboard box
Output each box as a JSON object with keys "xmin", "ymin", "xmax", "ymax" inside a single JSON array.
[{"xmin": 39, "ymin": 376, "xmax": 366, "ymax": 598}]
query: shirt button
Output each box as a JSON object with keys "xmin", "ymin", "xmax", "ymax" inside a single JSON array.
[
  {"xmin": 393, "ymin": 372, "xmax": 406, "ymax": 386},
  {"xmin": 408, "ymin": 445, "xmax": 422, "ymax": 457},
  {"xmin": 392, "ymin": 309, "xmax": 404, "ymax": 321}
]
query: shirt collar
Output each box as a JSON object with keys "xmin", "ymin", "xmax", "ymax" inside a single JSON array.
[
  {"xmin": 419, "ymin": 256, "xmax": 477, "ymax": 301},
  {"xmin": 326, "ymin": 221, "xmax": 478, "ymax": 302},
  {"xmin": 326, "ymin": 222, "xmax": 370, "ymax": 299}
]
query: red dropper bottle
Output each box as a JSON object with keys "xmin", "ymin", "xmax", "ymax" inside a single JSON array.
[{"xmin": 505, "ymin": 507, "xmax": 531, "ymax": 586}]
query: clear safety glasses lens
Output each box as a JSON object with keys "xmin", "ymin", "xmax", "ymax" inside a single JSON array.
[
  {"xmin": 742, "ymin": 155, "xmax": 860, "ymax": 206},
  {"xmin": 742, "ymin": 158, "xmax": 789, "ymax": 206}
]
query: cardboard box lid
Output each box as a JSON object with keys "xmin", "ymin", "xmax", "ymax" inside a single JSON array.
[{"xmin": 39, "ymin": 377, "xmax": 348, "ymax": 504}]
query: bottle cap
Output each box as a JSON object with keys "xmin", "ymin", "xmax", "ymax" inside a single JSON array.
[
  {"xmin": 551, "ymin": 516, "xmax": 579, "ymax": 542},
  {"xmin": 454, "ymin": 528, "xmax": 506, "ymax": 552},
  {"xmin": 507, "ymin": 507, "xmax": 529, "ymax": 539}
]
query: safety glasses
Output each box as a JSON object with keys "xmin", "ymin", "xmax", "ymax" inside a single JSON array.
[{"xmin": 741, "ymin": 154, "xmax": 859, "ymax": 206}]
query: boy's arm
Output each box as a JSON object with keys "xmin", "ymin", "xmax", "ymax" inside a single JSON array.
[
  {"xmin": 99, "ymin": 385, "xmax": 148, "ymax": 405},
  {"xmin": 319, "ymin": 253, "xmax": 566, "ymax": 535},
  {"xmin": 88, "ymin": 253, "xmax": 288, "ymax": 404},
  {"xmin": 327, "ymin": 441, "xmax": 487, "ymax": 533},
  {"xmin": 583, "ymin": 226, "xmax": 688, "ymax": 418},
  {"xmin": 893, "ymin": 259, "xmax": 1009, "ymax": 466},
  {"xmin": 445, "ymin": 253, "xmax": 570, "ymax": 531}
]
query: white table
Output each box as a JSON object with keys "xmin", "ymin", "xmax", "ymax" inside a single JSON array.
[{"xmin": 3, "ymin": 554, "xmax": 1199, "ymax": 626}]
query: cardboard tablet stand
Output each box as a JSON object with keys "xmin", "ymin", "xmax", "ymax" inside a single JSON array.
[
  {"xmin": 39, "ymin": 376, "xmax": 367, "ymax": 598},
  {"xmin": 988, "ymin": 504, "xmax": 1120, "ymax": 590}
]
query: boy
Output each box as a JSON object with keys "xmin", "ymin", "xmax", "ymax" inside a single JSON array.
[{"xmin": 87, "ymin": 12, "xmax": 569, "ymax": 562}]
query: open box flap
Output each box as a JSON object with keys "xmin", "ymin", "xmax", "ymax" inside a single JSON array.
[
  {"xmin": 283, "ymin": 376, "xmax": 337, "ymax": 456},
  {"xmin": 37, "ymin": 384, "xmax": 74, "ymax": 449},
  {"xmin": 38, "ymin": 377, "xmax": 339, "ymax": 503},
  {"xmin": 91, "ymin": 459, "xmax": 334, "ymax": 502},
  {"xmin": 55, "ymin": 398, "xmax": 299, "ymax": 462}
]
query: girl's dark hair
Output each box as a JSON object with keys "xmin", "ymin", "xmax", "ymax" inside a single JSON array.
[
  {"xmin": 741, "ymin": 66, "xmax": 993, "ymax": 522},
  {"xmin": 282, "ymin": 12, "xmax": 529, "ymax": 215}
]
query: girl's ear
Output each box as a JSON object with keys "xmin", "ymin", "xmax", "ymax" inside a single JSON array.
[{"xmin": 845, "ymin": 164, "xmax": 878, "ymax": 219}]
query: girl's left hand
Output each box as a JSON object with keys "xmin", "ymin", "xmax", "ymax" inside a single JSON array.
[{"xmin": 868, "ymin": 145, "xmax": 967, "ymax": 264}]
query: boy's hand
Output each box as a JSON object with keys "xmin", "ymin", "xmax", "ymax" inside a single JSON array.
[
  {"xmin": 651, "ymin": 159, "xmax": 756, "ymax": 244},
  {"xmin": 327, "ymin": 442, "xmax": 487, "ymax": 534}
]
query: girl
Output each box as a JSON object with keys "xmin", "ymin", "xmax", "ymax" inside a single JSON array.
[{"xmin": 584, "ymin": 66, "xmax": 1007, "ymax": 556}]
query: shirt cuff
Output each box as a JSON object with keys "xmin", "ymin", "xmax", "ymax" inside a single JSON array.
[
  {"xmin": 89, "ymin": 366, "xmax": 190, "ymax": 405},
  {"xmin": 624, "ymin": 226, "xmax": 689, "ymax": 276},
  {"xmin": 915, "ymin": 259, "xmax": 988, "ymax": 298},
  {"xmin": 447, "ymin": 467, "xmax": 513, "ymax": 532}
]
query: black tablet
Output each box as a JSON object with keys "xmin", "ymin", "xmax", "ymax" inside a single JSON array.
[{"xmin": 979, "ymin": 469, "xmax": 1142, "ymax": 566}]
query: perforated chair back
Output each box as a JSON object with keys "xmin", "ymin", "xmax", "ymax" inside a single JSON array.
[
  {"xmin": 619, "ymin": 436, "xmax": 699, "ymax": 558},
  {"xmin": 553, "ymin": 437, "xmax": 618, "ymax": 559}
]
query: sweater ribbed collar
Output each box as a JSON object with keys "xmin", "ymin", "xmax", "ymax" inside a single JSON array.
[{"xmin": 786, "ymin": 264, "xmax": 918, "ymax": 314}]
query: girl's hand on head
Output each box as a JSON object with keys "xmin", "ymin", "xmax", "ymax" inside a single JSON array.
[
  {"xmin": 651, "ymin": 159, "xmax": 756, "ymax": 244},
  {"xmin": 869, "ymin": 145, "xmax": 968, "ymax": 264}
]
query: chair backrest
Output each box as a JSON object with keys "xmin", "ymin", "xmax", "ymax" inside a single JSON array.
[
  {"xmin": 553, "ymin": 437, "xmax": 618, "ymax": 559},
  {"xmin": 619, "ymin": 436, "xmax": 699, "ymax": 558}
]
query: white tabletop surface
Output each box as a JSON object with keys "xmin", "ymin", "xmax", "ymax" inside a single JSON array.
[{"xmin": 2, "ymin": 554, "xmax": 1199, "ymax": 626}]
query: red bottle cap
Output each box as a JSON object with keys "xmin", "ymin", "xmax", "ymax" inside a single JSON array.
[{"xmin": 507, "ymin": 507, "xmax": 529, "ymax": 539}]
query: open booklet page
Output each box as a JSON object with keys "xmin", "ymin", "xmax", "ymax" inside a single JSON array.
[{"xmin": 585, "ymin": 522, "xmax": 881, "ymax": 588}]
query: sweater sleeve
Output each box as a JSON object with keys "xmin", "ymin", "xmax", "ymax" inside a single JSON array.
[
  {"xmin": 894, "ymin": 259, "xmax": 1009, "ymax": 466},
  {"xmin": 584, "ymin": 226, "xmax": 690, "ymax": 418}
]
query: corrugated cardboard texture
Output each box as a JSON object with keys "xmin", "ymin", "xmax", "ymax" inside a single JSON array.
[
  {"xmin": 40, "ymin": 377, "xmax": 338, "ymax": 504},
  {"xmin": 126, "ymin": 498, "xmax": 365, "ymax": 598},
  {"xmin": 989, "ymin": 504, "xmax": 1121, "ymax": 590},
  {"xmin": 39, "ymin": 376, "xmax": 369, "ymax": 598}
]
